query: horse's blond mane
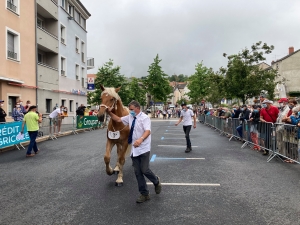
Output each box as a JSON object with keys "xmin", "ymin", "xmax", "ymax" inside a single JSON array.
[{"xmin": 101, "ymin": 88, "xmax": 120, "ymax": 100}]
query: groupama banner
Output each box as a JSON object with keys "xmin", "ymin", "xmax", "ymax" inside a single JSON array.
[
  {"xmin": 0, "ymin": 121, "xmax": 30, "ymax": 149},
  {"xmin": 76, "ymin": 116, "xmax": 100, "ymax": 129}
]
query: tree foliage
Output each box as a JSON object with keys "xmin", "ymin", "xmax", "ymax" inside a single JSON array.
[
  {"xmin": 168, "ymin": 74, "xmax": 189, "ymax": 82},
  {"xmin": 222, "ymin": 42, "xmax": 278, "ymax": 103},
  {"xmin": 128, "ymin": 77, "xmax": 147, "ymax": 106},
  {"xmin": 144, "ymin": 54, "xmax": 173, "ymax": 104},
  {"xmin": 92, "ymin": 59, "xmax": 131, "ymax": 105}
]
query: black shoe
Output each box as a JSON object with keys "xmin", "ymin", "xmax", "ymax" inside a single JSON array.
[
  {"xmin": 155, "ymin": 177, "xmax": 161, "ymax": 194},
  {"xmin": 185, "ymin": 147, "xmax": 191, "ymax": 153},
  {"xmin": 262, "ymin": 150, "xmax": 269, "ymax": 156},
  {"xmin": 136, "ymin": 194, "xmax": 150, "ymax": 203}
]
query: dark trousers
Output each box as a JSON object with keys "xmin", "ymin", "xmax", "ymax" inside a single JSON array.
[
  {"xmin": 131, "ymin": 151, "xmax": 158, "ymax": 196},
  {"xmin": 27, "ymin": 131, "xmax": 38, "ymax": 155},
  {"xmin": 183, "ymin": 125, "xmax": 192, "ymax": 148}
]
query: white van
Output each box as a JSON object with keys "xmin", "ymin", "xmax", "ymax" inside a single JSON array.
[{"xmin": 146, "ymin": 106, "xmax": 164, "ymax": 113}]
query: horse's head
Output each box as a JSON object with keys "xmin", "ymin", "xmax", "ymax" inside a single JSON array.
[{"xmin": 98, "ymin": 84, "xmax": 121, "ymax": 122}]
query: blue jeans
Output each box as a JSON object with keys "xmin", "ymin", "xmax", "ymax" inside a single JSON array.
[
  {"xmin": 236, "ymin": 125, "xmax": 243, "ymax": 138},
  {"xmin": 27, "ymin": 131, "xmax": 38, "ymax": 155},
  {"xmin": 131, "ymin": 151, "xmax": 159, "ymax": 196}
]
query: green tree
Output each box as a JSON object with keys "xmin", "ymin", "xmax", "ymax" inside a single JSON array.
[
  {"xmin": 93, "ymin": 59, "xmax": 131, "ymax": 105},
  {"xmin": 128, "ymin": 77, "xmax": 147, "ymax": 106},
  {"xmin": 168, "ymin": 74, "xmax": 189, "ymax": 82},
  {"xmin": 187, "ymin": 62, "xmax": 212, "ymax": 104},
  {"xmin": 144, "ymin": 54, "xmax": 173, "ymax": 106},
  {"xmin": 222, "ymin": 42, "xmax": 278, "ymax": 103},
  {"xmin": 205, "ymin": 72, "xmax": 225, "ymax": 107}
]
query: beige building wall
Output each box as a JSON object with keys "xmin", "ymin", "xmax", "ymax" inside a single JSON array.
[{"xmin": 0, "ymin": 0, "xmax": 36, "ymax": 121}]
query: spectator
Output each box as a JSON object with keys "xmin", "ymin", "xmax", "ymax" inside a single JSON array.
[
  {"xmin": 232, "ymin": 106, "xmax": 241, "ymax": 119},
  {"xmin": 12, "ymin": 103, "xmax": 24, "ymax": 121},
  {"xmin": 236, "ymin": 105, "xmax": 251, "ymax": 139},
  {"xmin": 0, "ymin": 100, "xmax": 7, "ymax": 122},
  {"xmin": 281, "ymin": 99, "xmax": 297, "ymax": 124},
  {"xmin": 260, "ymin": 99, "xmax": 279, "ymax": 155},
  {"xmin": 249, "ymin": 105, "xmax": 261, "ymax": 150},
  {"xmin": 220, "ymin": 107, "xmax": 232, "ymax": 136},
  {"xmin": 259, "ymin": 94, "xmax": 266, "ymax": 104},
  {"xmin": 21, "ymin": 105, "xmax": 42, "ymax": 157},
  {"xmin": 24, "ymin": 100, "xmax": 31, "ymax": 113},
  {"xmin": 89, "ymin": 109, "xmax": 94, "ymax": 116},
  {"xmin": 167, "ymin": 108, "xmax": 172, "ymax": 119},
  {"xmin": 49, "ymin": 105, "xmax": 63, "ymax": 134},
  {"xmin": 76, "ymin": 104, "xmax": 86, "ymax": 116},
  {"xmin": 62, "ymin": 106, "xmax": 68, "ymax": 119},
  {"xmin": 162, "ymin": 109, "xmax": 167, "ymax": 120}
]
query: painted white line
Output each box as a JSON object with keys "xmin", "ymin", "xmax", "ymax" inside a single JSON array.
[
  {"xmin": 146, "ymin": 182, "xmax": 220, "ymax": 186},
  {"xmin": 162, "ymin": 138, "xmax": 188, "ymax": 139},
  {"xmin": 151, "ymin": 120, "xmax": 178, "ymax": 122},
  {"xmin": 158, "ymin": 145, "xmax": 198, "ymax": 147},
  {"xmin": 163, "ymin": 133, "xmax": 184, "ymax": 135}
]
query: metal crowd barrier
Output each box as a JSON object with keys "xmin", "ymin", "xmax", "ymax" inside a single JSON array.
[{"xmin": 199, "ymin": 115, "xmax": 299, "ymax": 164}]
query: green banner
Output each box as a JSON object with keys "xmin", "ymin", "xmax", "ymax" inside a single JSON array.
[{"xmin": 76, "ymin": 116, "xmax": 100, "ymax": 129}]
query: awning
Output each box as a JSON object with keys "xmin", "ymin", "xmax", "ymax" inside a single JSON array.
[{"xmin": 0, "ymin": 76, "xmax": 24, "ymax": 84}]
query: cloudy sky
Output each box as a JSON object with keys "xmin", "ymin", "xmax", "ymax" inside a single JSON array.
[{"xmin": 83, "ymin": 0, "xmax": 300, "ymax": 78}]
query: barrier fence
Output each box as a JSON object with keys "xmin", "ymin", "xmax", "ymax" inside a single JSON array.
[
  {"xmin": 198, "ymin": 114, "xmax": 300, "ymax": 164},
  {"xmin": 0, "ymin": 116, "xmax": 105, "ymax": 151}
]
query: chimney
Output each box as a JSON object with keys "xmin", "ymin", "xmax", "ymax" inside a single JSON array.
[{"xmin": 289, "ymin": 47, "xmax": 294, "ymax": 54}]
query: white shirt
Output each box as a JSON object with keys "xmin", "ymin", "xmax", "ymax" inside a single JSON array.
[
  {"xmin": 167, "ymin": 109, "xmax": 172, "ymax": 114},
  {"xmin": 121, "ymin": 112, "xmax": 151, "ymax": 157},
  {"xmin": 49, "ymin": 108, "xmax": 61, "ymax": 118},
  {"xmin": 180, "ymin": 109, "xmax": 194, "ymax": 126}
]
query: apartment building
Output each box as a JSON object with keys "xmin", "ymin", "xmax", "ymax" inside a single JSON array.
[
  {"xmin": 0, "ymin": 0, "xmax": 36, "ymax": 119},
  {"xmin": 36, "ymin": 0, "xmax": 60, "ymax": 114},
  {"xmin": 58, "ymin": 0, "xmax": 93, "ymax": 116}
]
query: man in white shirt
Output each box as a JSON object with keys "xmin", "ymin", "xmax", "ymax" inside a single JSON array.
[
  {"xmin": 107, "ymin": 100, "xmax": 161, "ymax": 203},
  {"xmin": 175, "ymin": 103, "xmax": 196, "ymax": 152},
  {"xmin": 49, "ymin": 106, "xmax": 63, "ymax": 134}
]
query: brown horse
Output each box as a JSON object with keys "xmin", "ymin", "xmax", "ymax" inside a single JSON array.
[{"xmin": 97, "ymin": 85, "xmax": 130, "ymax": 186}]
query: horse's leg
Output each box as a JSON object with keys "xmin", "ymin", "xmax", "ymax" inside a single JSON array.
[
  {"xmin": 113, "ymin": 145, "xmax": 121, "ymax": 174},
  {"xmin": 104, "ymin": 140, "xmax": 114, "ymax": 176},
  {"xmin": 115, "ymin": 142, "xmax": 129, "ymax": 187}
]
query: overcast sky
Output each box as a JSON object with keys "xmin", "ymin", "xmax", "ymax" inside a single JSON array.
[{"xmin": 83, "ymin": 0, "xmax": 300, "ymax": 78}]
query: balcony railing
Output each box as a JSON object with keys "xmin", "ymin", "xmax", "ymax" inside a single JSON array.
[
  {"xmin": 7, "ymin": 51, "xmax": 17, "ymax": 60},
  {"xmin": 37, "ymin": 24, "xmax": 58, "ymax": 39},
  {"xmin": 87, "ymin": 58, "xmax": 94, "ymax": 67},
  {"xmin": 38, "ymin": 61, "xmax": 58, "ymax": 71},
  {"xmin": 7, "ymin": 1, "xmax": 17, "ymax": 13},
  {"xmin": 61, "ymin": 70, "xmax": 65, "ymax": 76}
]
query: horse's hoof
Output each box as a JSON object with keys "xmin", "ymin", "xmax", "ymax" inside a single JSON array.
[
  {"xmin": 115, "ymin": 182, "xmax": 123, "ymax": 187},
  {"xmin": 113, "ymin": 170, "xmax": 119, "ymax": 175}
]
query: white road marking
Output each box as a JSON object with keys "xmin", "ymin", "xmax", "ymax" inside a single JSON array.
[
  {"xmin": 163, "ymin": 133, "xmax": 184, "ymax": 135},
  {"xmin": 146, "ymin": 182, "xmax": 220, "ymax": 186},
  {"xmin": 158, "ymin": 145, "xmax": 198, "ymax": 147}
]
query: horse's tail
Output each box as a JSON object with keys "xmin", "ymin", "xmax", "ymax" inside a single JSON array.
[{"xmin": 125, "ymin": 144, "xmax": 132, "ymax": 157}]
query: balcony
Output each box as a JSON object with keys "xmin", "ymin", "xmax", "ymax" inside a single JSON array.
[
  {"xmin": 7, "ymin": 51, "xmax": 17, "ymax": 60},
  {"xmin": 7, "ymin": 1, "xmax": 17, "ymax": 13},
  {"xmin": 37, "ymin": 63, "xmax": 59, "ymax": 89},
  {"xmin": 37, "ymin": 26, "xmax": 58, "ymax": 53},
  {"xmin": 87, "ymin": 57, "xmax": 94, "ymax": 70},
  {"xmin": 36, "ymin": 0, "xmax": 58, "ymax": 20}
]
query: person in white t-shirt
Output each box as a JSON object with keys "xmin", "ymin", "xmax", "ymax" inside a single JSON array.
[
  {"xmin": 175, "ymin": 103, "xmax": 196, "ymax": 153},
  {"xmin": 107, "ymin": 100, "xmax": 161, "ymax": 203},
  {"xmin": 49, "ymin": 106, "xmax": 63, "ymax": 134}
]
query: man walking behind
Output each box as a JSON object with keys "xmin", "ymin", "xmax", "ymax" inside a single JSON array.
[
  {"xmin": 107, "ymin": 100, "xmax": 161, "ymax": 203},
  {"xmin": 175, "ymin": 103, "xmax": 196, "ymax": 153},
  {"xmin": 21, "ymin": 106, "xmax": 42, "ymax": 157}
]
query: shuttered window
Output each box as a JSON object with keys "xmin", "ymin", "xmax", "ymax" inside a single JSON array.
[
  {"xmin": 7, "ymin": 32, "xmax": 14, "ymax": 52},
  {"xmin": 74, "ymin": 10, "xmax": 80, "ymax": 23}
]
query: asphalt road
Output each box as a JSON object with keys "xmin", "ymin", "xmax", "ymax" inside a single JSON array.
[{"xmin": 1, "ymin": 118, "xmax": 300, "ymax": 225}]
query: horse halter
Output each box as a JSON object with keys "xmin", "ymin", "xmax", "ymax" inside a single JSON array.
[{"xmin": 100, "ymin": 97, "xmax": 118, "ymax": 110}]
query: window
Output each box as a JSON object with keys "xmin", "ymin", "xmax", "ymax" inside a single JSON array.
[
  {"xmin": 37, "ymin": 18, "xmax": 43, "ymax": 28},
  {"xmin": 8, "ymin": 96, "xmax": 17, "ymax": 116},
  {"xmin": 69, "ymin": 100, "xmax": 73, "ymax": 112},
  {"xmin": 76, "ymin": 102, "xmax": 78, "ymax": 110},
  {"xmin": 68, "ymin": 4, "xmax": 73, "ymax": 16},
  {"xmin": 81, "ymin": 67, "xmax": 85, "ymax": 81},
  {"xmin": 81, "ymin": 78, "xmax": 85, "ymax": 88},
  {"xmin": 75, "ymin": 64, "xmax": 79, "ymax": 80},
  {"xmin": 61, "ymin": 0, "xmax": 65, "ymax": 8},
  {"xmin": 6, "ymin": 28, "xmax": 20, "ymax": 61},
  {"xmin": 74, "ymin": 10, "xmax": 80, "ymax": 23},
  {"xmin": 38, "ymin": 53, "xmax": 43, "ymax": 63},
  {"xmin": 61, "ymin": 57, "xmax": 66, "ymax": 76},
  {"xmin": 81, "ymin": 41, "xmax": 85, "ymax": 62},
  {"xmin": 7, "ymin": 0, "xmax": 18, "ymax": 14},
  {"xmin": 60, "ymin": 25, "xmax": 66, "ymax": 44},
  {"xmin": 46, "ymin": 99, "xmax": 52, "ymax": 113},
  {"xmin": 75, "ymin": 37, "xmax": 79, "ymax": 53},
  {"xmin": 61, "ymin": 99, "xmax": 66, "ymax": 107},
  {"xmin": 81, "ymin": 17, "xmax": 86, "ymax": 29}
]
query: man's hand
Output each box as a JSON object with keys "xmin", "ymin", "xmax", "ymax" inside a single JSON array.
[
  {"xmin": 193, "ymin": 124, "xmax": 196, "ymax": 129},
  {"xmin": 175, "ymin": 123, "xmax": 178, "ymax": 126},
  {"xmin": 133, "ymin": 138, "xmax": 143, "ymax": 148}
]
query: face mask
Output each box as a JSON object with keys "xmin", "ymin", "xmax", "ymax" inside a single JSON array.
[
  {"xmin": 183, "ymin": 109, "xmax": 187, "ymax": 112},
  {"xmin": 254, "ymin": 109, "xmax": 258, "ymax": 113},
  {"xmin": 233, "ymin": 108, "xmax": 236, "ymax": 111},
  {"xmin": 222, "ymin": 110, "xmax": 225, "ymax": 112},
  {"xmin": 130, "ymin": 110, "xmax": 136, "ymax": 117},
  {"xmin": 16, "ymin": 104, "xmax": 20, "ymax": 107},
  {"xmin": 262, "ymin": 104, "xmax": 267, "ymax": 108},
  {"xmin": 19, "ymin": 102, "xmax": 23, "ymax": 105},
  {"xmin": 241, "ymin": 108, "xmax": 244, "ymax": 111},
  {"xmin": 298, "ymin": 112, "xmax": 300, "ymax": 117},
  {"xmin": 289, "ymin": 105, "xmax": 294, "ymax": 109}
]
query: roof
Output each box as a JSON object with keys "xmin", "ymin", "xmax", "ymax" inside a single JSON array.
[
  {"xmin": 76, "ymin": 0, "xmax": 91, "ymax": 17},
  {"xmin": 272, "ymin": 49, "xmax": 300, "ymax": 64}
]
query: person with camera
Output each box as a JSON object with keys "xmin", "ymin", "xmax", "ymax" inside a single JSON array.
[{"xmin": 21, "ymin": 106, "xmax": 42, "ymax": 157}]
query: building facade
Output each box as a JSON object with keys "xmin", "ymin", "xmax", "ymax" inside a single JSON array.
[{"xmin": 0, "ymin": 0, "xmax": 36, "ymax": 120}]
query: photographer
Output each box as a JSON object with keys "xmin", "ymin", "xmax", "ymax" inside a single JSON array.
[{"xmin": 21, "ymin": 106, "xmax": 42, "ymax": 157}]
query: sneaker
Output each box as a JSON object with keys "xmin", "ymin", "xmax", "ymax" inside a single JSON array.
[
  {"xmin": 262, "ymin": 150, "xmax": 269, "ymax": 156},
  {"xmin": 136, "ymin": 194, "xmax": 150, "ymax": 203},
  {"xmin": 155, "ymin": 177, "xmax": 162, "ymax": 194},
  {"xmin": 185, "ymin": 147, "xmax": 191, "ymax": 153},
  {"xmin": 26, "ymin": 154, "xmax": 35, "ymax": 157}
]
